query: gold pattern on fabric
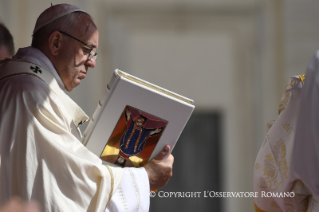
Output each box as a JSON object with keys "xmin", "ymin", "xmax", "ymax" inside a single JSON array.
[
  {"xmin": 254, "ymin": 202, "xmax": 267, "ymax": 212},
  {"xmin": 126, "ymin": 124, "xmax": 137, "ymax": 149},
  {"xmin": 134, "ymin": 129, "xmax": 143, "ymax": 153},
  {"xmin": 263, "ymin": 140, "xmax": 288, "ymax": 190},
  {"xmin": 278, "ymin": 92, "xmax": 291, "ymax": 114},
  {"xmin": 278, "ymin": 77, "xmax": 301, "ymax": 114},
  {"xmin": 254, "ymin": 200, "xmax": 300, "ymax": 212},
  {"xmin": 290, "ymin": 193, "xmax": 309, "ymax": 212},
  {"xmin": 298, "ymin": 74, "xmax": 306, "ymax": 85},
  {"xmin": 105, "ymin": 165, "xmax": 114, "ymax": 208},
  {"xmin": 292, "ymin": 180, "xmax": 310, "ymax": 195},
  {"xmin": 281, "ymin": 124, "xmax": 293, "ymax": 133},
  {"xmin": 255, "ymin": 163, "xmax": 261, "ymax": 170}
]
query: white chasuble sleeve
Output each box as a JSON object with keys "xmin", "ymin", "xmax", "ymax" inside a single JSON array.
[
  {"xmin": 0, "ymin": 74, "xmax": 123, "ymax": 212},
  {"xmin": 105, "ymin": 167, "xmax": 150, "ymax": 212},
  {"xmin": 254, "ymin": 75, "xmax": 311, "ymax": 212}
]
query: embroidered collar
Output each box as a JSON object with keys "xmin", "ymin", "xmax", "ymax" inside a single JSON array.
[{"xmin": 3, "ymin": 51, "xmax": 89, "ymax": 127}]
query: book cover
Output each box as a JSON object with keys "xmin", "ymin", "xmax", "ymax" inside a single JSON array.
[{"xmin": 83, "ymin": 69, "xmax": 194, "ymax": 167}]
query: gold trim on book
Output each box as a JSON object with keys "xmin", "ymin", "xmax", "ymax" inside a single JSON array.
[{"xmin": 117, "ymin": 70, "xmax": 194, "ymax": 105}]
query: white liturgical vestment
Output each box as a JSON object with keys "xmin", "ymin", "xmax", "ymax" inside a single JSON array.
[
  {"xmin": 254, "ymin": 74, "xmax": 306, "ymax": 212},
  {"xmin": 0, "ymin": 47, "xmax": 150, "ymax": 212},
  {"xmin": 254, "ymin": 50, "xmax": 319, "ymax": 212}
]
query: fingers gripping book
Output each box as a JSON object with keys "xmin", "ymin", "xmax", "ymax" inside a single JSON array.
[{"xmin": 82, "ymin": 69, "xmax": 195, "ymax": 167}]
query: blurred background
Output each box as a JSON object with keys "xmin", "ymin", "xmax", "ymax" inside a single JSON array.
[{"xmin": 1, "ymin": 0, "xmax": 318, "ymax": 211}]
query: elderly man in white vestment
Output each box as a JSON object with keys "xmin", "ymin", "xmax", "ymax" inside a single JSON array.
[
  {"xmin": 0, "ymin": 4, "xmax": 174, "ymax": 212},
  {"xmin": 254, "ymin": 50, "xmax": 319, "ymax": 212}
]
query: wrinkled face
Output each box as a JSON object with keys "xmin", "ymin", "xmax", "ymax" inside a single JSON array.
[{"xmin": 55, "ymin": 16, "xmax": 99, "ymax": 91}]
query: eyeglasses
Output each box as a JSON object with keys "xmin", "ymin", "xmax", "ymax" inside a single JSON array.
[{"xmin": 58, "ymin": 31, "xmax": 98, "ymax": 60}]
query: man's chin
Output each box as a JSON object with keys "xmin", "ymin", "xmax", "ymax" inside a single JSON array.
[
  {"xmin": 65, "ymin": 82, "xmax": 81, "ymax": 92},
  {"xmin": 65, "ymin": 86, "xmax": 73, "ymax": 92}
]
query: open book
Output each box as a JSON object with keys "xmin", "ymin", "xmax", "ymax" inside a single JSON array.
[{"xmin": 82, "ymin": 69, "xmax": 195, "ymax": 167}]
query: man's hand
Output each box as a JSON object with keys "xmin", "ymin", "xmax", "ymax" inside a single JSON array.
[
  {"xmin": 0, "ymin": 197, "xmax": 41, "ymax": 212},
  {"xmin": 144, "ymin": 145, "xmax": 174, "ymax": 190}
]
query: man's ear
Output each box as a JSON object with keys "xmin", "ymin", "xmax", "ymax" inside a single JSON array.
[{"xmin": 48, "ymin": 31, "xmax": 63, "ymax": 56}]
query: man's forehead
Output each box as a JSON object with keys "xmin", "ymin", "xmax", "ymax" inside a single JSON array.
[{"xmin": 77, "ymin": 23, "xmax": 99, "ymax": 49}]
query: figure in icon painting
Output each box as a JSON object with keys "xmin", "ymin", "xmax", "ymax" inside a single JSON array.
[{"xmin": 101, "ymin": 105, "xmax": 168, "ymax": 167}]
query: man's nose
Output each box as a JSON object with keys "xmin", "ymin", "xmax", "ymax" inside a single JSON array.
[{"xmin": 85, "ymin": 57, "xmax": 96, "ymax": 68}]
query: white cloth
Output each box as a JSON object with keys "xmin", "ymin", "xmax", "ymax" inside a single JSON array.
[
  {"xmin": 253, "ymin": 49, "xmax": 319, "ymax": 211},
  {"xmin": 12, "ymin": 47, "xmax": 66, "ymax": 91},
  {"xmin": 106, "ymin": 169, "xmax": 150, "ymax": 212},
  {"xmin": 0, "ymin": 47, "xmax": 150, "ymax": 212},
  {"xmin": 253, "ymin": 74, "xmax": 311, "ymax": 212}
]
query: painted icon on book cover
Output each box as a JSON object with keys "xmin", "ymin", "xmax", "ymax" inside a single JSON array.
[{"xmin": 100, "ymin": 105, "xmax": 168, "ymax": 167}]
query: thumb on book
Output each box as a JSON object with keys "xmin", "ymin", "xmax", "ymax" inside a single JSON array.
[{"xmin": 153, "ymin": 145, "xmax": 170, "ymax": 161}]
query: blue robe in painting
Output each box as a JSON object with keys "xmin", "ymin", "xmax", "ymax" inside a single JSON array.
[{"xmin": 119, "ymin": 120, "xmax": 152, "ymax": 157}]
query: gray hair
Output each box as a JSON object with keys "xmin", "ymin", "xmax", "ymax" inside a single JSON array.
[
  {"xmin": 0, "ymin": 23, "xmax": 15, "ymax": 56},
  {"xmin": 31, "ymin": 11, "xmax": 95, "ymax": 48}
]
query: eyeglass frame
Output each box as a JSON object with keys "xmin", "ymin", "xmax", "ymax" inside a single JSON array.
[{"xmin": 58, "ymin": 31, "xmax": 98, "ymax": 60}]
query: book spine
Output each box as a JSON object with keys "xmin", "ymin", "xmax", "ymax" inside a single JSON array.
[{"xmin": 82, "ymin": 71, "xmax": 120, "ymax": 145}]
